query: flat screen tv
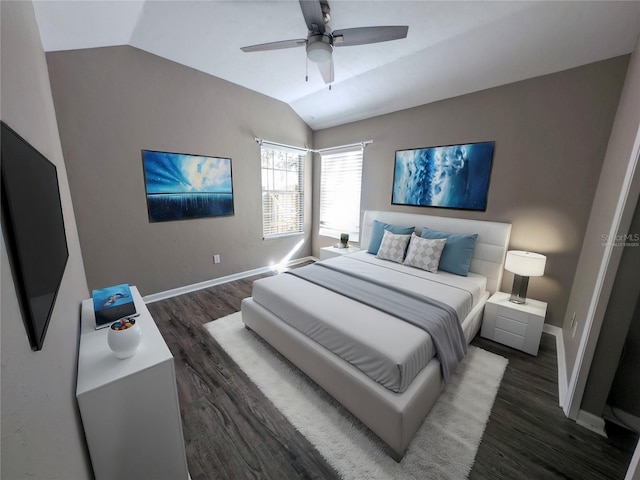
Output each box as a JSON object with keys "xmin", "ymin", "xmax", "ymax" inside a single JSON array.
[{"xmin": 1, "ymin": 121, "xmax": 69, "ymax": 350}]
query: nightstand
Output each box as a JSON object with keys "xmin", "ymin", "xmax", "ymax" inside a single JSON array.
[
  {"xmin": 481, "ymin": 291, "xmax": 547, "ymax": 355},
  {"xmin": 319, "ymin": 245, "xmax": 360, "ymax": 260}
]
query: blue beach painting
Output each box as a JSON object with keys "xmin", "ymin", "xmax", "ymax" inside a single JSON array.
[
  {"xmin": 92, "ymin": 283, "xmax": 132, "ymax": 312},
  {"xmin": 142, "ymin": 150, "xmax": 234, "ymax": 222},
  {"xmin": 392, "ymin": 142, "xmax": 494, "ymax": 211}
]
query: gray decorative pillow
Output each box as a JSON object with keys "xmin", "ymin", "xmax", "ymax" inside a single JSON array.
[
  {"xmin": 376, "ymin": 230, "xmax": 411, "ymax": 263},
  {"xmin": 403, "ymin": 233, "xmax": 447, "ymax": 273}
]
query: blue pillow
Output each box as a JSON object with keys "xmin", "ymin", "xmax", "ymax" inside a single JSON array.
[
  {"xmin": 367, "ymin": 220, "xmax": 415, "ymax": 254},
  {"xmin": 421, "ymin": 227, "xmax": 478, "ymax": 276}
]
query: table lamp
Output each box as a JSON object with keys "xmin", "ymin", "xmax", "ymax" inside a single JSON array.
[{"xmin": 505, "ymin": 250, "xmax": 546, "ymax": 304}]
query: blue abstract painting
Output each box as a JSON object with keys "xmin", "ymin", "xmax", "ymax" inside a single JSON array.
[
  {"xmin": 142, "ymin": 150, "xmax": 234, "ymax": 222},
  {"xmin": 392, "ymin": 142, "xmax": 494, "ymax": 211}
]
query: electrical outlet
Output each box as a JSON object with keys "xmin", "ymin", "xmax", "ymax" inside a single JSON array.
[
  {"xmin": 570, "ymin": 311, "xmax": 577, "ymax": 328},
  {"xmin": 213, "ymin": 254, "xmax": 221, "ymax": 264}
]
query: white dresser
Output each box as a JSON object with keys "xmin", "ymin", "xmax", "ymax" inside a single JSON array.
[
  {"xmin": 481, "ymin": 291, "xmax": 547, "ymax": 356},
  {"xmin": 76, "ymin": 286, "xmax": 189, "ymax": 480}
]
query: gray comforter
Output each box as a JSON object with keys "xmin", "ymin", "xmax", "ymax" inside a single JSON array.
[{"xmin": 287, "ymin": 262, "xmax": 467, "ymax": 383}]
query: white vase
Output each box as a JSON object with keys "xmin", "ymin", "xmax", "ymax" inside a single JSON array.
[{"xmin": 107, "ymin": 318, "xmax": 142, "ymax": 359}]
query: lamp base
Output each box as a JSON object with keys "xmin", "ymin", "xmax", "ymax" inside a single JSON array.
[{"xmin": 509, "ymin": 274, "xmax": 529, "ymax": 304}]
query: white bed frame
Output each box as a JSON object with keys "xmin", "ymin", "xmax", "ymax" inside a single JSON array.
[{"xmin": 241, "ymin": 210, "xmax": 511, "ymax": 459}]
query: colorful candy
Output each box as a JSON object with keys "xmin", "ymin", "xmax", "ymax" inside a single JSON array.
[{"xmin": 110, "ymin": 318, "xmax": 136, "ymax": 331}]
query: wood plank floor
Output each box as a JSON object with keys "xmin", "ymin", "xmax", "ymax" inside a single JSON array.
[{"xmin": 148, "ymin": 268, "xmax": 638, "ymax": 479}]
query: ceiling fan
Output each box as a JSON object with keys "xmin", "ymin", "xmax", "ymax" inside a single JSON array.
[{"xmin": 240, "ymin": 0, "xmax": 409, "ymax": 85}]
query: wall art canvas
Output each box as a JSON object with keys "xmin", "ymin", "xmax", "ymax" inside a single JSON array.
[
  {"xmin": 92, "ymin": 283, "xmax": 137, "ymax": 329},
  {"xmin": 392, "ymin": 141, "xmax": 495, "ymax": 211},
  {"xmin": 142, "ymin": 150, "xmax": 234, "ymax": 222}
]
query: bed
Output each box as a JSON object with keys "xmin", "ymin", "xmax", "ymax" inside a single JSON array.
[{"xmin": 241, "ymin": 210, "xmax": 511, "ymax": 459}]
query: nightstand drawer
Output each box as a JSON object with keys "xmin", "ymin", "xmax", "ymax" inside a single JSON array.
[
  {"xmin": 493, "ymin": 328, "xmax": 525, "ymax": 351},
  {"xmin": 496, "ymin": 315, "xmax": 528, "ymax": 336},
  {"xmin": 497, "ymin": 305, "xmax": 529, "ymax": 323},
  {"xmin": 482, "ymin": 292, "xmax": 548, "ymax": 355}
]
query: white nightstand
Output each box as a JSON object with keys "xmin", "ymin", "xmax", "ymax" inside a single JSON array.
[
  {"xmin": 481, "ymin": 291, "xmax": 547, "ymax": 355},
  {"xmin": 319, "ymin": 245, "xmax": 360, "ymax": 260}
]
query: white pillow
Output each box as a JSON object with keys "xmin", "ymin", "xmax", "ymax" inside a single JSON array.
[
  {"xmin": 403, "ymin": 233, "xmax": 447, "ymax": 273},
  {"xmin": 376, "ymin": 230, "xmax": 411, "ymax": 263}
]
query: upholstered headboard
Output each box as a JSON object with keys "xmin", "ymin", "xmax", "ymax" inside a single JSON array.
[{"xmin": 361, "ymin": 210, "xmax": 512, "ymax": 294}]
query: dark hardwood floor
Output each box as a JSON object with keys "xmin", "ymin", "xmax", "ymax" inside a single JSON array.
[
  {"xmin": 470, "ymin": 335, "xmax": 637, "ymax": 480},
  {"xmin": 148, "ymin": 268, "xmax": 638, "ymax": 479}
]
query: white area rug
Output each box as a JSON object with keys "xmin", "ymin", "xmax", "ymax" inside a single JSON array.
[{"xmin": 205, "ymin": 312, "xmax": 508, "ymax": 480}]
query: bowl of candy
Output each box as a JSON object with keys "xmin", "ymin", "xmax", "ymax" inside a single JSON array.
[{"xmin": 107, "ymin": 317, "xmax": 142, "ymax": 359}]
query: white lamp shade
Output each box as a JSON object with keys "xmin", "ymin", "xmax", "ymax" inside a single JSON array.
[
  {"xmin": 505, "ymin": 250, "xmax": 546, "ymax": 277},
  {"xmin": 307, "ymin": 40, "xmax": 332, "ymax": 63},
  {"xmin": 306, "ymin": 34, "xmax": 333, "ymax": 63}
]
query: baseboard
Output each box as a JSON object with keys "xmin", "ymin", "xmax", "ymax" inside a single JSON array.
[
  {"xmin": 576, "ymin": 409, "xmax": 608, "ymax": 437},
  {"xmin": 142, "ymin": 256, "xmax": 315, "ymax": 304},
  {"xmin": 605, "ymin": 405, "xmax": 640, "ymax": 434},
  {"xmin": 542, "ymin": 324, "xmax": 568, "ymax": 408}
]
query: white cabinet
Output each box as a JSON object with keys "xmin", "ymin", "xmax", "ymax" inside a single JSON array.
[
  {"xmin": 319, "ymin": 245, "xmax": 360, "ymax": 260},
  {"xmin": 481, "ymin": 291, "xmax": 547, "ymax": 355},
  {"xmin": 76, "ymin": 286, "xmax": 189, "ymax": 480}
]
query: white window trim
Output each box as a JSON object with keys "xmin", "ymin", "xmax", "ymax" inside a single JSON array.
[
  {"xmin": 261, "ymin": 145, "xmax": 305, "ymax": 239},
  {"xmin": 319, "ymin": 146, "xmax": 363, "ymax": 242}
]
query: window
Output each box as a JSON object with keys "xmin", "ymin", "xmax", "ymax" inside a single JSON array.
[
  {"xmin": 261, "ymin": 146, "xmax": 305, "ymax": 237},
  {"xmin": 319, "ymin": 146, "xmax": 363, "ymax": 240}
]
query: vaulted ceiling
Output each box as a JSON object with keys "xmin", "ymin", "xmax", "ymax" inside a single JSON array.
[{"xmin": 33, "ymin": 1, "xmax": 640, "ymax": 130}]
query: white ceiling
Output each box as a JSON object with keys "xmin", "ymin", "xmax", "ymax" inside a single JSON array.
[{"xmin": 33, "ymin": 1, "xmax": 640, "ymax": 130}]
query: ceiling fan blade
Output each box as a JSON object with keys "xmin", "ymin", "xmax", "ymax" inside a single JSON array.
[
  {"xmin": 317, "ymin": 56, "xmax": 334, "ymax": 84},
  {"xmin": 332, "ymin": 26, "xmax": 408, "ymax": 47},
  {"xmin": 299, "ymin": 0, "xmax": 326, "ymax": 34},
  {"xmin": 241, "ymin": 39, "xmax": 307, "ymax": 53}
]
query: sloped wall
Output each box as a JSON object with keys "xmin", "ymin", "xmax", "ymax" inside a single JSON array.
[
  {"xmin": 313, "ymin": 57, "xmax": 629, "ymax": 327},
  {"xmin": 47, "ymin": 45, "xmax": 313, "ymax": 296}
]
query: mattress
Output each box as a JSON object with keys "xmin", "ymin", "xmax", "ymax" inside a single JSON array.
[{"xmin": 251, "ymin": 252, "xmax": 487, "ymax": 393}]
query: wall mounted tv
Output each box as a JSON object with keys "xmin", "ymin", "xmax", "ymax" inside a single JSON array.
[{"xmin": 1, "ymin": 121, "xmax": 69, "ymax": 351}]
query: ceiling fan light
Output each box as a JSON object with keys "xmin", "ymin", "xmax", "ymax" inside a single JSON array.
[{"xmin": 307, "ymin": 38, "xmax": 333, "ymax": 63}]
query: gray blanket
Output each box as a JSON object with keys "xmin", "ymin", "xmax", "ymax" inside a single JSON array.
[{"xmin": 286, "ymin": 262, "xmax": 467, "ymax": 383}]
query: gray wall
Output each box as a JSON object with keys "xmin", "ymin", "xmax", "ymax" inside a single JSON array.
[
  {"xmin": 46, "ymin": 45, "xmax": 313, "ymax": 296},
  {"xmin": 562, "ymin": 33, "xmax": 640, "ymax": 409},
  {"xmin": 312, "ymin": 57, "xmax": 629, "ymax": 327},
  {"xmin": 1, "ymin": 1, "xmax": 92, "ymax": 478},
  {"xmin": 609, "ymin": 289, "xmax": 640, "ymax": 418},
  {"xmin": 582, "ymin": 196, "xmax": 640, "ymax": 417}
]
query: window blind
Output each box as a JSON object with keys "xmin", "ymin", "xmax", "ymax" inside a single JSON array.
[
  {"xmin": 261, "ymin": 146, "xmax": 304, "ymax": 238},
  {"xmin": 319, "ymin": 146, "xmax": 363, "ymax": 240}
]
